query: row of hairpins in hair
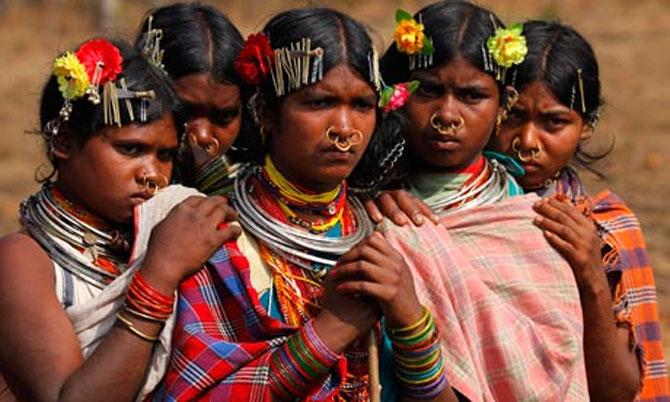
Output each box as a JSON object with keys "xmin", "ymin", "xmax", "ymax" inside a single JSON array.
[{"xmin": 270, "ymin": 38, "xmax": 324, "ymax": 97}]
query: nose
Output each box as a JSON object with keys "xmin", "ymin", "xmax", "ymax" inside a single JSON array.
[
  {"xmin": 518, "ymin": 122, "xmax": 542, "ymax": 151},
  {"xmin": 185, "ymin": 119, "xmax": 220, "ymax": 156},
  {"xmin": 436, "ymin": 95, "xmax": 463, "ymax": 128},
  {"xmin": 137, "ymin": 164, "xmax": 169, "ymax": 196}
]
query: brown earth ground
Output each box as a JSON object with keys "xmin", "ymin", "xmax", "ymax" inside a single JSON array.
[{"xmin": 1, "ymin": 0, "xmax": 668, "ymax": 367}]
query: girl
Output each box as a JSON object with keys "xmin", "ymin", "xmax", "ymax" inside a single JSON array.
[
  {"xmin": 365, "ymin": 0, "xmax": 524, "ymax": 221},
  {"xmin": 135, "ymin": 3, "xmax": 252, "ymax": 195},
  {"xmin": 493, "ymin": 20, "xmax": 670, "ymax": 401},
  {"xmin": 153, "ymin": 7, "xmax": 452, "ymax": 402},
  {"xmin": 0, "ymin": 39, "xmax": 238, "ymax": 401}
]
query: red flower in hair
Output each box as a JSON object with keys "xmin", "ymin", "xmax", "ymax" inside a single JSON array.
[
  {"xmin": 76, "ymin": 39, "xmax": 123, "ymax": 85},
  {"xmin": 234, "ymin": 33, "xmax": 274, "ymax": 86}
]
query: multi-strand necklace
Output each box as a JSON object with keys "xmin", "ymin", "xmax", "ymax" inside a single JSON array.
[
  {"xmin": 20, "ymin": 184, "xmax": 130, "ymax": 289},
  {"xmin": 193, "ymin": 154, "xmax": 241, "ymax": 196},
  {"xmin": 419, "ymin": 158, "xmax": 511, "ymax": 215}
]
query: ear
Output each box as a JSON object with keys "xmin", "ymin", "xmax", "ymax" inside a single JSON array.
[
  {"xmin": 50, "ymin": 130, "xmax": 76, "ymax": 161},
  {"xmin": 579, "ymin": 123, "xmax": 593, "ymax": 140}
]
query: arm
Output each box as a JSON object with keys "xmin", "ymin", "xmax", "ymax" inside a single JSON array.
[
  {"xmin": 0, "ymin": 196, "xmax": 239, "ymax": 402},
  {"xmin": 331, "ymin": 232, "xmax": 458, "ymax": 402},
  {"xmin": 533, "ymin": 197, "xmax": 640, "ymax": 402}
]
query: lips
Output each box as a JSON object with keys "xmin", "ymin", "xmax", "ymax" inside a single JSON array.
[
  {"xmin": 130, "ymin": 191, "xmax": 153, "ymax": 206},
  {"xmin": 427, "ymin": 136, "xmax": 460, "ymax": 151}
]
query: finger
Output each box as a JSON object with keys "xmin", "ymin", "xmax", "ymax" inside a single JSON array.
[
  {"xmin": 533, "ymin": 198, "xmax": 578, "ymax": 227},
  {"xmin": 542, "ymin": 229, "xmax": 578, "ymax": 263},
  {"xmin": 363, "ymin": 197, "xmax": 384, "ymax": 223},
  {"xmin": 365, "ymin": 231, "xmax": 397, "ymax": 258},
  {"xmin": 533, "ymin": 215, "xmax": 580, "ymax": 245},
  {"xmin": 545, "ymin": 198, "xmax": 592, "ymax": 226},
  {"xmin": 215, "ymin": 224, "xmax": 242, "ymax": 243},
  {"xmin": 330, "ymin": 260, "xmax": 388, "ymax": 284},
  {"xmin": 377, "ymin": 192, "xmax": 410, "ymax": 226},
  {"xmin": 533, "ymin": 198, "xmax": 580, "ymax": 226},
  {"xmin": 336, "ymin": 280, "xmax": 391, "ymax": 301},
  {"xmin": 394, "ymin": 191, "xmax": 428, "ymax": 226}
]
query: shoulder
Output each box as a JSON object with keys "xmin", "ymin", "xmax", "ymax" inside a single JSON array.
[{"xmin": 0, "ymin": 232, "xmax": 55, "ymax": 294}]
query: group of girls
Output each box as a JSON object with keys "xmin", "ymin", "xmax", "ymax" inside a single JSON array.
[{"xmin": 0, "ymin": 1, "xmax": 667, "ymax": 401}]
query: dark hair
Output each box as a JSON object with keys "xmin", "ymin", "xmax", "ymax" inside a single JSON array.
[
  {"xmin": 511, "ymin": 20, "xmax": 610, "ymax": 175},
  {"xmin": 243, "ymin": 7, "xmax": 380, "ymax": 163},
  {"xmin": 39, "ymin": 39, "xmax": 178, "ymax": 170},
  {"xmin": 136, "ymin": 3, "xmax": 243, "ymax": 84},
  {"xmin": 136, "ymin": 3, "xmax": 255, "ymax": 170},
  {"xmin": 381, "ymin": 1, "xmax": 504, "ymax": 92}
]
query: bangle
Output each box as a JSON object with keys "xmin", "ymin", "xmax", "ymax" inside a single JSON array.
[
  {"xmin": 116, "ymin": 312, "xmax": 159, "ymax": 342},
  {"xmin": 386, "ymin": 306, "xmax": 430, "ymax": 335}
]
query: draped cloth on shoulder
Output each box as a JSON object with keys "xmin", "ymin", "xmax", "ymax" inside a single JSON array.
[
  {"xmin": 64, "ymin": 185, "xmax": 201, "ymax": 401},
  {"xmin": 379, "ymin": 193, "xmax": 589, "ymax": 402}
]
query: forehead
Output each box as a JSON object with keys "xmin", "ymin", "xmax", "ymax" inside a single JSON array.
[
  {"xmin": 519, "ymin": 81, "xmax": 569, "ymax": 110},
  {"xmin": 102, "ymin": 113, "xmax": 178, "ymax": 146},
  {"xmin": 174, "ymin": 73, "xmax": 241, "ymax": 107},
  {"xmin": 416, "ymin": 56, "xmax": 497, "ymax": 88},
  {"xmin": 299, "ymin": 63, "xmax": 375, "ymax": 96}
]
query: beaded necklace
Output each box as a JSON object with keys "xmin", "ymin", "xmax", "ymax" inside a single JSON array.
[
  {"xmin": 20, "ymin": 184, "xmax": 131, "ymax": 288},
  {"xmin": 260, "ymin": 155, "xmax": 346, "ymax": 233}
]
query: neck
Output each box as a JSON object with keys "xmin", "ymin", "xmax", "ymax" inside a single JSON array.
[
  {"xmin": 51, "ymin": 182, "xmax": 122, "ymax": 231},
  {"xmin": 412, "ymin": 153, "xmax": 485, "ymax": 175}
]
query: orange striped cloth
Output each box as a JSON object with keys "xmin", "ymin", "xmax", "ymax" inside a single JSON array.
[{"xmin": 591, "ymin": 190, "xmax": 670, "ymax": 401}]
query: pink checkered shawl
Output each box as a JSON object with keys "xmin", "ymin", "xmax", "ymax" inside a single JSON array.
[{"xmin": 380, "ymin": 194, "xmax": 589, "ymax": 401}]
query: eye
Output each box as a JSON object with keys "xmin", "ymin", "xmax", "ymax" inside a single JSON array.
[
  {"xmin": 458, "ymin": 89, "xmax": 488, "ymax": 104},
  {"xmin": 303, "ymin": 96, "xmax": 334, "ymax": 109},
  {"xmin": 115, "ymin": 144, "xmax": 142, "ymax": 156},
  {"xmin": 352, "ymin": 98, "xmax": 375, "ymax": 111},
  {"xmin": 210, "ymin": 107, "xmax": 240, "ymax": 127},
  {"xmin": 415, "ymin": 82, "xmax": 442, "ymax": 98},
  {"xmin": 157, "ymin": 149, "xmax": 177, "ymax": 163}
]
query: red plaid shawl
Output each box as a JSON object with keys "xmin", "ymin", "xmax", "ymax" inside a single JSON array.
[
  {"xmin": 380, "ymin": 194, "xmax": 589, "ymax": 402},
  {"xmin": 151, "ymin": 240, "xmax": 346, "ymax": 401},
  {"xmin": 591, "ymin": 190, "xmax": 670, "ymax": 401}
]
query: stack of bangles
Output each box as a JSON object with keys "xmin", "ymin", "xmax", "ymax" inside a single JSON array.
[
  {"xmin": 387, "ymin": 306, "xmax": 448, "ymax": 399},
  {"xmin": 268, "ymin": 320, "xmax": 341, "ymax": 399},
  {"xmin": 116, "ymin": 270, "xmax": 175, "ymax": 343}
]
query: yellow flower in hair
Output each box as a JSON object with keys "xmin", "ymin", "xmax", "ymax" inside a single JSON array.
[
  {"xmin": 395, "ymin": 18, "xmax": 426, "ymax": 55},
  {"xmin": 53, "ymin": 52, "xmax": 90, "ymax": 100},
  {"xmin": 486, "ymin": 23, "xmax": 528, "ymax": 68}
]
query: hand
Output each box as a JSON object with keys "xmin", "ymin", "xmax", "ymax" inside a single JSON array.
[
  {"xmin": 364, "ymin": 190, "xmax": 439, "ymax": 227},
  {"xmin": 142, "ymin": 195, "xmax": 240, "ymax": 291},
  {"xmin": 330, "ymin": 232, "xmax": 423, "ymax": 328},
  {"xmin": 532, "ymin": 197, "xmax": 605, "ymax": 290}
]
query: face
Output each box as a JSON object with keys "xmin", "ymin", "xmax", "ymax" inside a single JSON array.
[
  {"xmin": 404, "ymin": 56, "xmax": 501, "ymax": 171},
  {"xmin": 266, "ymin": 64, "xmax": 377, "ymax": 192},
  {"xmin": 55, "ymin": 113, "xmax": 179, "ymax": 223},
  {"xmin": 175, "ymin": 73, "xmax": 242, "ymax": 170},
  {"xmin": 494, "ymin": 81, "xmax": 591, "ymax": 190}
]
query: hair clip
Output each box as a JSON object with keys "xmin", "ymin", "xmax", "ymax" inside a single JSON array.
[
  {"xmin": 368, "ymin": 46, "xmax": 381, "ymax": 92},
  {"xmin": 141, "ymin": 15, "xmax": 166, "ymax": 73},
  {"xmin": 269, "ymin": 38, "xmax": 324, "ymax": 97},
  {"xmin": 577, "ymin": 68, "xmax": 587, "ymax": 113}
]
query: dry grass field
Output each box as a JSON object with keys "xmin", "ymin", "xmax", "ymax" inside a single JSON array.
[{"xmin": 1, "ymin": 0, "xmax": 668, "ymax": 367}]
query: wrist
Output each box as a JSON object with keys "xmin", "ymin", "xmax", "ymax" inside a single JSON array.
[
  {"xmin": 384, "ymin": 298, "xmax": 424, "ymax": 329},
  {"xmin": 312, "ymin": 309, "xmax": 368, "ymax": 353},
  {"xmin": 140, "ymin": 258, "xmax": 181, "ymax": 295}
]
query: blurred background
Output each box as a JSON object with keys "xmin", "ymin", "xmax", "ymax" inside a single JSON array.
[{"xmin": 0, "ymin": 0, "xmax": 668, "ymax": 365}]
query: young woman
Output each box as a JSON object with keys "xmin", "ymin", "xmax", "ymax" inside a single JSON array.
[
  {"xmin": 492, "ymin": 20, "xmax": 670, "ymax": 401},
  {"xmin": 365, "ymin": 0, "xmax": 524, "ymax": 221},
  {"xmin": 151, "ymin": 8, "xmax": 454, "ymax": 402},
  {"xmin": 135, "ymin": 3, "xmax": 252, "ymax": 195},
  {"xmin": 0, "ymin": 39, "xmax": 239, "ymax": 401}
]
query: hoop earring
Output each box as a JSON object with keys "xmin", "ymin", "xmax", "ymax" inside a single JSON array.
[{"xmin": 204, "ymin": 138, "xmax": 220, "ymax": 156}]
